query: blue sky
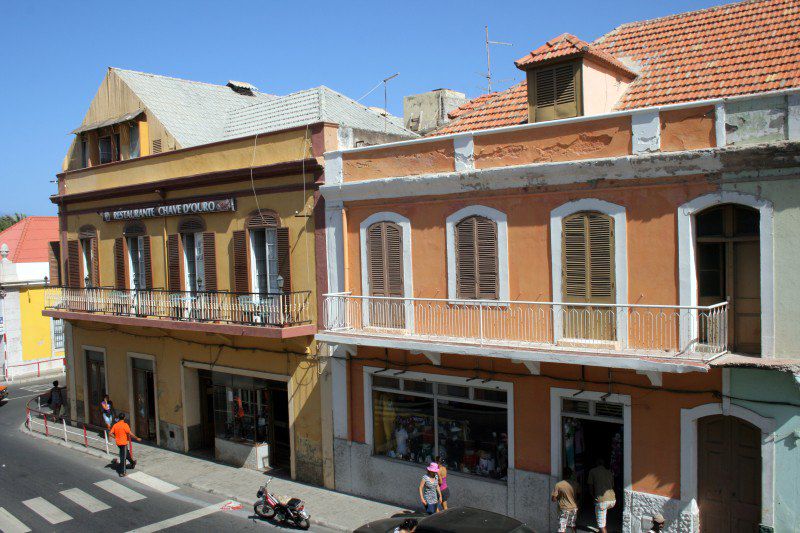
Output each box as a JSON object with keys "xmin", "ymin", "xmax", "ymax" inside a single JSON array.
[{"xmin": 0, "ymin": 0, "xmax": 723, "ymax": 216}]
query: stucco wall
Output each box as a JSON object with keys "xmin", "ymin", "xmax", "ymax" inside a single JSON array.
[
  {"xmin": 20, "ymin": 287, "xmax": 62, "ymax": 361},
  {"xmin": 342, "ymin": 140, "xmax": 455, "ymax": 182},
  {"xmin": 582, "ymin": 58, "xmax": 632, "ymax": 117},
  {"xmin": 659, "ymin": 106, "xmax": 716, "ymax": 152}
]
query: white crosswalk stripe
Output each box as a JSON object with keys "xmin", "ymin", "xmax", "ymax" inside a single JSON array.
[
  {"xmin": 94, "ymin": 479, "xmax": 146, "ymax": 502},
  {"xmin": 0, "ymin": 507, "xmax": 31, "ymax": 533},
  {"xmin": 126, "ymin": 472, "xmax": 179, "ymax": 493},
  {"xmin": 22, "ymin": 497, "xmax": 72, "ymax": 524},
  {"xmin": 61, "ymin": 488, "xmax": 111, "ymax": 513}
]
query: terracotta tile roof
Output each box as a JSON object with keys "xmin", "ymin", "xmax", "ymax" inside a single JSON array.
[
  {"xmin": 0, "ymin": 217, "xmax": 59, "ymax": 264},
  {"xmin": 515, "ymin": 33, "xmax": 636, "ymax": 78},
  {"xmin": 447, "ymin": 92, "xmax": 498, "ymax": 120},
  {"xmin": 433, "ymin": 0, "xmax": 800, "ymax": 134}
]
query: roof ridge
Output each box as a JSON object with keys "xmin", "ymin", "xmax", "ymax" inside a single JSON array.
[{"xmin": 112, "ymin": 67, "xmax": 262, "ymax": 92}]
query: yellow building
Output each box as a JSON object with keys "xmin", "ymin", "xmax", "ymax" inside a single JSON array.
[
  {"xmin": 0, "ymin": 217, "xmax": 65, "ymax": 380},
  {"xmin": 44, "ymin": 68, "xmax": 415, "ymax": 485}
]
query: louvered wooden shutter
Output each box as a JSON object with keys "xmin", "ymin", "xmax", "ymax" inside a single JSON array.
[
  {"xmin": 142, "ymin": 236, "xmax": 153, "ymax": 289},
  {"xmin": 456, "ymin": 216, "xmax": 498, "ymax": 299},
  {"xmin": 202, "ymin": 232, "xmax": 217, "ymax": 292},
  {"xmin": 276, "ymin": 227, "xmax": 291, "ymax": 293},
  {"xmin": 114, "ymin": 237, "xmax": 127, "ymax": 289},
  {"xmin": 48, "ymin": 241, "xmax": 61, "ymax": 285},
  {"xmin": 367, "ymin": 222, "xmax": 403, "ymax": 297},
  {"xmin": 167, "ymin": 234, "xmax": 182, "ymax": 291},
  {"xmin": 530, "ymin": 62, "xmax": 581, "ymax": 122},
  {"xmin": 67, "ymin": 240, "xmax": 81, "ymax": 287},
  {"xmin": 232, "ymin": 230, "xmax": 249, "ymax": 293},
  {"xmin": 562, "ymin": 212, "xmax": 614, "ymax": 303},
  {"xmin": 90, "ymin": 237, "xmax": 100, "ymax": 286}
]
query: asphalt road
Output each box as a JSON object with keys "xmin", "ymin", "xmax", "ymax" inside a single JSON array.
[{"xmin": 0, "ymin": 376, "xmax": 337, "ymax": 533}]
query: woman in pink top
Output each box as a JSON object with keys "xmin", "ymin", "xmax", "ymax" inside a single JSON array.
[{"xmin": 435, "ymin": 456, "xmax": 449, "ymax": 510}]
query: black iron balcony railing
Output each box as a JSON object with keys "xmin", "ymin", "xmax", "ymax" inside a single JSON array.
[{"xmin": 45, "ymin": 286, "xmax": 312, "ymax": 327}]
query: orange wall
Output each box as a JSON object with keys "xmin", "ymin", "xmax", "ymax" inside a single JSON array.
[
  {"xmin": 342, "ymin": 140, "xmax": 455, "ymax": 182},
  {"xmin": 347, "ymin": 348, "xmax": 720, "ymax": 499},
  {"xmin": 660, "ymin": 105, "xmax": 716, "ymax": 151}
]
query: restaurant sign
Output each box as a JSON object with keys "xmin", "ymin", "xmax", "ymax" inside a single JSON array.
[{"xmin": 102, "ymin": 198, "xmax": 235, "ymax": 221}]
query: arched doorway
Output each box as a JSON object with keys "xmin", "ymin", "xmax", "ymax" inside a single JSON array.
[
  {"xmin": 694, "ymin": 204, "xmax": 760, "ymax": 354},
  {"xmin": 698, "ymin": 415, "xmax": 761, "ymax": 531}
]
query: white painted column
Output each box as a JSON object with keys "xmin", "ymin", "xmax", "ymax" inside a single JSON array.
[
  {"xmin": 788, "ymin": 92, "xmax": 800, "ymax": 141},
  {"xmin": 453, "ymin": 133, "xmax": 475, "ymax": 172},
  {"xmin": 65, "ymin": 321, "xmax": 77, "ymax": 420},
  {"xmin": 631, "ymin": 110, "xmax": 660, "ymax": 154},
  {"xmin": 714, "ymin": 102, "xmax": 727, "ymax": 147}
]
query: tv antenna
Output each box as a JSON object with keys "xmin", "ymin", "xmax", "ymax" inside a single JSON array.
[
  {"xmin": 382, "ymin": 73, "xmax": 399, "ymax": 132},
  {"xmin": 485, "ymin": 25, "xmax": 512, "ymax": 93}
]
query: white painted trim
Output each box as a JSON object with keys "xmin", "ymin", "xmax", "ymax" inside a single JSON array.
[
  {"xmin": 714, "ymin": 102, "xmax": 726, "ymax": 147},
  {"xmin": 787, "ymin": 93, "xmax": 799, "ymax": 142},
  {"xmin": 126, "ymin": 352, "xmax": 160, "ymax": 446},
  {"xmin": 363, "ymin": 365, "xmax": 515, "ymax": 468},
  {"xmin": 677, "ymin": 191, "xmax": 775, "ymax": 356},
  {"xmin": 549, "ymin": 199, "xmax": 628, "ymax": 346},
  {"xmin": 328, "ymin": 344, "xmax": 350, "ymax": 439},
  {"xmin": 550, "ymin": 387, "xmax": 632, "ymax": 493},
  {"xmin": 721, "ymin": 368, "xmax": 731, "ymax": 415},
  {"xmin": 445, "ymin": 205, "xmax": 509, "ymax": 301},
  {"xmin": 50, "ymin": 317, "xmax": 65, "ymax": 355},
  {"xmin": 325, "ymin": 201, "xmax": 345, "ymax": 294},
  {"xmin": 453, "ymin": 133, "xmax": 475, "ymax": 172},
  {"xmin": 631, "ymin": 110, "xmax": 660, "ymax": 154},
  {"xmin": 80, "ymin": 345, "xmax": 108, "ymax": 423},
  {"xmin": 359, "ymin": 212, "xmax": 414, "ymax": 330},
  {"xmin": 324, "ymin": 151, "xmax": 343, "ymax": 185},
  {"xmin": 680, "ymin": 402, "xmax": 775, "ymax": 528}
]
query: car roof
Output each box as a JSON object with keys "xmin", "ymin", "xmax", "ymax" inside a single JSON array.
[{"xmin": 415, "ymin": 507, "xmax": 533, "ymax": 533}]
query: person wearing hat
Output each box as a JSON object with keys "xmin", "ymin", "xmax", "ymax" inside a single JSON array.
[
  {"xmin": 418, "ymin": 462, "xmax": 442, "ymax": 515},
  {"xmin": 647, "ymin": 514, "xmax": 665, "ymax": 533}
]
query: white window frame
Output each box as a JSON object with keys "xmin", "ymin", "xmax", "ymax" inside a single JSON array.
[
  {"xmin": 51, "ymin": 318, "xmax": 65, "ymax": 353},
  {"xmin": 359, "ymin": 212, "xmax": 414, "ymax": 330},
  {"xmin": 127, "ymin": 236, "xmax": 147, "ymax": 291},
  {"xmin": 80, "ymin": 238, "xmax": 93, "ymax": 287},
  {"xmin": 445, "ymin": 205, "xmax": 509, "ymax": 302},
  {"xmin": 249, "ymin": 227, "xmax": 280, "ymax": 296},
  {"xmin": 677, "ymin": 191, "xmax": 774, "ymax": 356},
  {"xmin": 363, "ymin": 366, "xmax": 514, "ymax": 470},
  {"xmin": 549, "ymin": 199, "xmax": 628, "ymax": 345},
  {"xmin": 182, "ymin": 232, "xmax": 205, "ymax": 293}
]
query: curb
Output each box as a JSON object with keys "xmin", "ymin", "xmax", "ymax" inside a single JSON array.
[
  {"xmin": 2, "ymin": 370, "xmax": 65, "ymax": 385},
  {"xmin": 20, "ymin": 422, "xmax": 353, "ymax": 532}
]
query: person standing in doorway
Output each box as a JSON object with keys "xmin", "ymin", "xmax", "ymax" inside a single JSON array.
[
  {"xmin": 551, "ymin": 466, "xmax": 579, "ymax": 533},
  {"xmin": 418, "ymin": 463, "xmax": 442, "ymax": 515},
  {"xmin": 435, "ymin": 456, "xmax": 449, "ymax": 510},
  {"xmin": 588, "ymin": 458, "xmax": 617, "ymax": 533},
  {"xmin": 647, "ymin": 514, "xmax": 665, "ymax": 533},
  {"xmin": 48, "ymin": 380, "xmax": 63, "ymax": 420},
  {"xmin": 110, "ymin": 413, "xmax": 141, "ymax": 477},
  {"xmin": 100, "ymin": 394, "xmax": 114, "ymax": 430}
]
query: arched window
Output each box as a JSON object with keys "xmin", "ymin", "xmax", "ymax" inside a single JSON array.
[
  {"xmin": 366, "ymin": 221, "xmax": 404, "ymax": 299},
  {"xmin": 118, "ymin": 222, "xmax": 150, "ymax": 290},
  {"xmin": 455, "ymin": 215, "xmax": 498, "ymax": 300},
  {"xmin": 562, "ymin": 211, "xmax": 615, "ymax": 304},
  {"xmin": 77, "ymin": 225, "xmax": 99, "ymax": 287},
  {"xmin": 176, "ymin": 217, "xmax": 210, "ymax": 293}
]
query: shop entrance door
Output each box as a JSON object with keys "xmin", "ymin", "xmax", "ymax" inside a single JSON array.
[
  {"xmin": 198, "ymin": 371, "xmax": 215, "ymax": 453},
  {"xmin": 131, "ymin": 358, "xmax": 156, "ymax": 441},
  {"xmin": 698, "ymin": 415, "xmax": 761, "ymax": 532},
  {"xmin": 85, "ymin": 350, "xmax": 106, "ymax": 427}
]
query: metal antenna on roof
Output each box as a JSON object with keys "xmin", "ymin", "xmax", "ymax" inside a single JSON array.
[
  {"xmin": 382, "ymin": 73, "xmax": 399, "ymax": 133},
  {"xmin": 485, "ymin": 25, "xmax": 511, "ymax": 93}
]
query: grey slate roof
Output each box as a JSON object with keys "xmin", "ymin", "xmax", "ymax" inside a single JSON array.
[{"xmin": 112, "ymin": 68, "xmax": 415, "ymax": 148}]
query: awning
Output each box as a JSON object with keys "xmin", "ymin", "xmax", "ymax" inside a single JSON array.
[{"xmin": 70, "ymin": 109, "xmax": 144, "ymax": 135}]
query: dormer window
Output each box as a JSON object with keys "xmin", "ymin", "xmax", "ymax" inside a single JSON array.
[{"xmin": 530, "ymin": 61, "xmax": 582, "ymax": 123}]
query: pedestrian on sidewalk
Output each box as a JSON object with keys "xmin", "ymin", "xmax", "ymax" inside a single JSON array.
[
  {"xmin": 110, "ymin": 413, "xmax": 141, "ymax": 477},
  {"xmin": 418, "ymin": 462, "xmax": 442, "ymax": 515},
  {"xmin": 647, "ymin": 513, "xmax": 665, "ymax": 533},
  {"xmin": 434, "ymin": 456, "xmax": 449, "ymax": 510},
  {"xmin": 551, "ymin": 466, "xmax": 579, "ymax": 533},
  {"xmin": 587, "ymin": 458, "xmax": 617, "ymax": 533},
  {"xmin": 47, "ymin": 380, "xmax": 63, "ymax": 420},
  {"xmin": 100, "ymin": 394, "xmax": 114, "ymax": 430}
]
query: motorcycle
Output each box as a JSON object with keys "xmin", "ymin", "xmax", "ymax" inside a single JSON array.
[{"xmin": 254, "ymin": 478, "xmax": 310, "ymax": 530}]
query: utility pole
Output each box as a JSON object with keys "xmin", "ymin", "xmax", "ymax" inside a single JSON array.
[{"xmin": 485, "ymin": 26, "xmax": 512, "ymax": 94}]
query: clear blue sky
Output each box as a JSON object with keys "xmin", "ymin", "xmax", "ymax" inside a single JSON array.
[{"xmin": 0, "ymin": 0, "xmax": 723, "ymax": 216}]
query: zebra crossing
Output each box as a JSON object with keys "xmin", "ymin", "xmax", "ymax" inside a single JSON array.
[{"xmin": 0, "ymin": 474, "xmax": 174, "ymax": 532}]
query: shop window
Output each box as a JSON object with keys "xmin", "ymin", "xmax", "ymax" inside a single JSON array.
[
  {"xmin": 372, "ymin": 375, "xmax": 509, "ymax": 480},
  {"xmin": 210, "ymin": 373, "xmax": 287, "ymax": 447}
]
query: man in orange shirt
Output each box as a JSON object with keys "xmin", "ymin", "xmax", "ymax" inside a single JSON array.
[{"xmin": 110, "ymin": 413, "xmax": 141, "ymax": 477}]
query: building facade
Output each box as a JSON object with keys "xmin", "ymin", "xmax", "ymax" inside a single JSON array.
[
  {"xmin": 0, "ymin": 217, "xmax": 65, "ymax": 380},
  {"xmin": 317, "ymin": 1, "xmax": 800, "ymax": 531},
  {"xmin": 45, "ymin": 68, "xmax": 415, "ymax": 485}
]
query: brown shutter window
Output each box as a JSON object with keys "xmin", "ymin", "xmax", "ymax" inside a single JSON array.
[
  {"xmin": 142, "ymin": 236, "xmax": 153, "ymax": 290},
  {"xmin": 455, "ymin": 216, "xmax": 498, "ymax": 300},
  {"xmin": 202, "ymin": 232, "xmax": 217, "ymax": 292},
  {"xmin": 232, "ymin": 230, "xmax": 249, "ymax": 293},
  {"xmin": 276, "ymin": 227, "xmax": 291, "ymax": 293},
  {"xmin": 167, "ymin": 234, "xmax": 182, "ymax": 291},
  {"xmin": 90, "ymin": 237, "xmax": 100, "ymax": 286},
  {"xmin": 67, "ymin": 240, "xmax": 81, "ymax": 287},
  {"xmin": 48, "ymin": 241, "xmax": 61, "ymax": 286},
  {"xmin": 367, "ymin": 222, "xmax": 403, "ymax": 297},
  {"xmin": 114, "ymin": 237, "xmax": 127, "ymax": 289},
  {"xmin": 562, "ymin": 211, "xmax": 614, "ymax": 303},
  {"xmin": 529, "ymin": 61, "xmax": 581, "ymax": 122}
]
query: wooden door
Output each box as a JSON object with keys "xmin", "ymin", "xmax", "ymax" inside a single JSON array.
[
  {"xmin": 698, "ymin": 415, "xmax": 761, "ymax": 532},
  {"xmin": 733, "ymin": 241, "xmax": 761, "ymax": 354},
  {"xmin": 86, "ymin": 355, "xmax": 106, "ymax": 427}
]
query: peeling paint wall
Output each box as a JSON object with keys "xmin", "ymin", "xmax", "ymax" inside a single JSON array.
[
  {"xmin": 660, "ymin": 106, "xmax": 716, "ymax": 152},
  {"xmin": 725, "ymin": 95, "xmax": 788, "ymax": 146},
  {"xmin": 341, "ymin": 140, "xmax": 455, "ymax": 181}
]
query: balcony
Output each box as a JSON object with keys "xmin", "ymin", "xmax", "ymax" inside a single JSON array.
[
  {"xmin": 319, "ymin": 294, "xmax": 729, "ymax": 372},
  {"xmin": 43, "ymin": 286, "xmax": 315, "ymax": 339}
]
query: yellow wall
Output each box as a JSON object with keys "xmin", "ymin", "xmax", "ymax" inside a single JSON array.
[{"xmin": 20, "ymin": 287, "xmax": 64, "ymax": 361}]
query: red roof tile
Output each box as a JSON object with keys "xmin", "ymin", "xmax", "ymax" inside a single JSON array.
[
  {"xmin": 434, "ymin": 0, "xmax": 800, "ymax": 134},
  {"xmin": 515, "ymin": 33, "xmax": 636, "ymax": 78},
  {"xmin": 0, "ymin": 217, "xmax": 59, "ymax": 263}
]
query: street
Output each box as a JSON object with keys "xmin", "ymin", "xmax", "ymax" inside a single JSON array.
[{"xmin": 0, "ymin": 376, "xmax": 338, "ymax": 533}]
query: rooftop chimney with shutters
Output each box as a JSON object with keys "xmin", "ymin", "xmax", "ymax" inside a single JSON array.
[
  {"xmin": 403, "ymin": 89, "xmax": 468, "ymax": 134},
  {"xmin": 226, "ymin": 80, "xmax": 258, "ymax": 96}
]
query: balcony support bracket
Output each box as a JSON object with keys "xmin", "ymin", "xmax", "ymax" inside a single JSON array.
[
  {"xmin": 415, "ymin": 351, "xmax": 441, "ymax": 366},
  {"xmin": 637, "ymin": 370, "xmax": 662, "ymax": 387},
  {"xmin": 330, "ymin": 344, "xmax": 357, "ymax": 358},
  {"xmin": 512, "ymin": 359, "xmax": 540, "ymax": 375}
]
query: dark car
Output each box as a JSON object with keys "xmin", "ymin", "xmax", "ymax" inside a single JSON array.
[{"xmin": 354, "ymin": 507, "xmax": 536, "ymax": 533}]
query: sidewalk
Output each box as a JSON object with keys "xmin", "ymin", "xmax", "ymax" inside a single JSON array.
[{"xmin": 21, "ymin": 421, "xmax": 409, "ymax": 531}]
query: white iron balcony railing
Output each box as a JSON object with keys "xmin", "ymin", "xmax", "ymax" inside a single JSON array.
[
  {"xmin": 45, "ymin": 286, "xmax": 313, "ymax": 327},
  {"xmin": 323, "ymin": 293, "xmax": 728, "ymax": 361}
]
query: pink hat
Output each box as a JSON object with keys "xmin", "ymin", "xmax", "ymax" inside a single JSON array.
[{"xmin": 427, "ymin": 462, "xmax": 440, "ymax": 473}]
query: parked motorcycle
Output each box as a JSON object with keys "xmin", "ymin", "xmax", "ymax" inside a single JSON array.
[{"xmin": 254, "ymin": 478, "xmax": 310, "ymax": 530}]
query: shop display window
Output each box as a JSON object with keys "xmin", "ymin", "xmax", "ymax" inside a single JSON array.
[
  {"xmin": 371, "ymin": 374, "xmax": 509, "ymax": 480},
  {"xmin": 211, "ymin": 373, "xmax": 274, "ymax": 445}
]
